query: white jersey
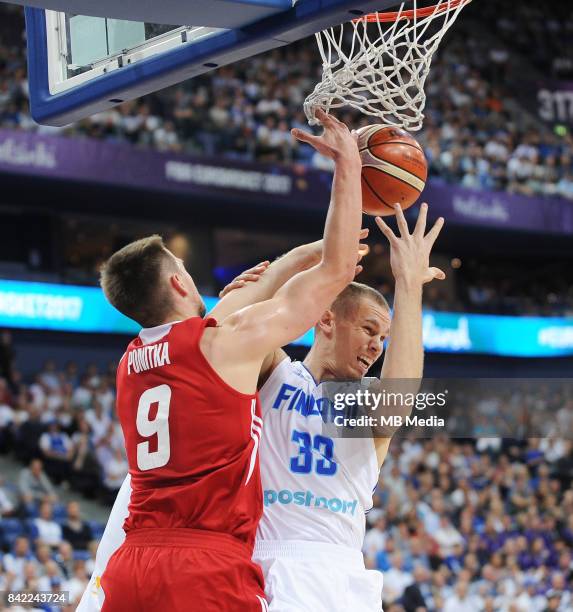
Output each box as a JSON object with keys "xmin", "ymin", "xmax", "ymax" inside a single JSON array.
[
  {"xmin": 256, "ymin": 357, "xmax": 379, "ymax": 550},
  {"xmin": 76, "ymin": 475, "xmax": 130, "ymax": 611},
  {"xmin": 78, "ymin": 357, "xmax": 381, "ymax": 610}
]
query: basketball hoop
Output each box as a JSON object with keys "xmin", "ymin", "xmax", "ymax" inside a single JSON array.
[{"xmin": 304, "ymin": 0, "xmax": 471, "ymax": 131}]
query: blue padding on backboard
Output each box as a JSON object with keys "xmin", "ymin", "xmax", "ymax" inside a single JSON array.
[{"xmin": 25, "ymin": 0, "xmax": 398, "ymax": 126}]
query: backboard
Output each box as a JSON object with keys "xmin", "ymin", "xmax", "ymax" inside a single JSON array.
[{"xmin": 22, "ymin": 0, "xmax": 399, "ymax": 126}]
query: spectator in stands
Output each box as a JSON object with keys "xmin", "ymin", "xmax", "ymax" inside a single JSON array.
[
  {"xmin": 14, "ymin": 406, "xmax": 45, "ymax": 463},
  {"xmin": 33, "ymin": 501, "xmax": 63, "ymax": 548},
  {"xmin": 557, "ymin": 171, "xmax": 573, "ymax": 200},
  {"xmin": 39, "ymin": 420, "xmax": 74, "ymax": 484},
  {"xmin": 18, "ymin": 458, "xmax": 57, "ymax": 509},
  {"xmin": 153, "ymin": 120, "xmax": 181, "ymax": 151},
  {"xmin": 0, "ymin": 396, "xmax": 14, "ymax": 453},
  {"xmin": 28, "ymin": 374, "xmax": 48, "ymax": 412},
  {"xmin": 0, "ymin": 376, "xmax": 13, "ymax": 409},
  {"xmin": 69, "ymin": 416, "xmax": 101, "ymax": 498},
  {"xmin": 14, "ymin": 560, "xmax": 44, "ymax": 592},
  {"xmin": 402, "ymin": 565, "xmax": 433, "ymax": 612},
  {"xmin": 0, "ymin": 331, "xmax": 15, "ymax": 387},
  {"xmin": 63, "ymin": 361, "xmax": 79, "ymax": 388},
  {"xmin": 40, "ymin": 559, "xmax": 64, "ymax": 591},
  {"xmin": 101, "ymin": 446, "xmax": 128, "ymax": 504},
  {"xmin": 38, "ymin": 359, "xmax": 61, "ymax": 392},
  {"xmin": 383, "ymin": 552, "xmax": 413, "ymax": 605},
  {"xmin": 35, "ymin": 541, "xmax": 52, "ymax": 567},
  {"xmin": 55, "ymin": 540, "xmax": 75, "ymax": 579},
  {"xmin": 363, "ymin": 513, "xmax": 387, "ymax": 562},
  {"xmin": 93, "ymin": 376, "xmax": 115, "ymax": 414},
  {"xmin": 71, "ymin": 374, "xmax": 93, "ymax": 411},
  {"xmin": 85, "ymin": 397, "xmax": 111, "ymax": 443},
  {"xmin": 0, "ymin": 475, "xmax": 16, "ymax": 517},
  {"xmin": 3, "ymin": 536, "xmax": 33, "ymax": 579},
  {"xmin": 0, "ymin": 382, "xmax": 15, "ymax": 453},
  {"xmin": 64, "ymin": 559, "xmax": 89, "ymax": 607},
  {"xmin": 443, "ymin": 580, "xmax": 481, "ymax": 612},
  {"xmin": 61, "ymin": 501, "xmax": 92, "ymax": 551},
  {"xmin": 434, "ymin": 516, "xmax": 465, "ymax": 558}
]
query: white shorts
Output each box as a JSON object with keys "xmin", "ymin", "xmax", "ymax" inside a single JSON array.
[{"xmin": 253, "ymin": 540, "xmax": 383, "ymax": 612}]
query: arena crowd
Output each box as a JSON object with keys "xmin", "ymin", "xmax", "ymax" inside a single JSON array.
[
  {"xmin": 0, "ymin": 348, "xmax": 571, "ymax": 611},
  {"xmin": 1, "ymin": 2, "xmax": 573, "ymax": 200}
]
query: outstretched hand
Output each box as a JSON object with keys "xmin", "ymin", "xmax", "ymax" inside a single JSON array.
[
  {"xmin": 375, "ymin": 203, "xmax": 445, "ymax": 286},
  {"xmin": 291, "ymin": 108, "xmax": 360, "ymax": 164},
  {"xmin": 218, "ymin": 261, "xmax": 270, "ymax": 298}
]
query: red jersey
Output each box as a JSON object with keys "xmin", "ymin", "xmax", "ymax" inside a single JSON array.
[{"xmin": 115, "ymin": 317, "xmax": 263, "ymax": 549}]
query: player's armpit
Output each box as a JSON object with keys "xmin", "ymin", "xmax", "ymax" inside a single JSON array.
[{"xmin": 257, "ymin": 348, "xmax": 289, "ymax": 389}]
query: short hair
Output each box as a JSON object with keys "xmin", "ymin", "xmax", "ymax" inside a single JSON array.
[
  {"xmin": 100, "ymin": 235, "xmax": 177, "ymax": 327},
  {"xmin": 330, "ymin": 282, "xmax": 390, "ymax": 320}
]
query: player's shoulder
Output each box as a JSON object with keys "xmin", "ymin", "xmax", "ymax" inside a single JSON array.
[
  {"xmin": 120, "ymin": 318, "xmax": 214, "ymax": 377},
  {"xmin": 163, "ymin": 316, "xmax": 217, "ymax": 348},
  {"xmin": 126, "ymin": 318, "xmax": 197, "ymax": 349},
  {"xmin": 264, "ymin": 356, "xmax": 320, "ymax": 389}
]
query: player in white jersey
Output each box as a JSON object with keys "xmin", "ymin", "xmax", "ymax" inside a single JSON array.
[
  {"xmin": 79, "ymin": 203, "xmax": 444, "ymax": 611},
  {"xmin": 252, "ymin": 204, "xmax": 444, "ymax": 611}
]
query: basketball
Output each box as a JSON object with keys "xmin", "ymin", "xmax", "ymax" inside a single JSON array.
[{"xmin": 357, "ymin": 125, "xmax": 428, "ymax": 216}]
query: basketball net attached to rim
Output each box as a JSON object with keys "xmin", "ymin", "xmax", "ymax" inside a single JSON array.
[{"xmin": 304, "ymin": 0, "xmax": 471, "ymax": 131}]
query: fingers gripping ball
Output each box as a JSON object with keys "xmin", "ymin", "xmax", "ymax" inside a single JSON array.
[{"xmin": 357, "ymin": 125, "xmax": 428, "ymax": 216}]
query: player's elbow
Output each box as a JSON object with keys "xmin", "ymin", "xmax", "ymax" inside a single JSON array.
[{"xmin": 319, "ymin": 260, "xmax": 356, "ymax": 288}]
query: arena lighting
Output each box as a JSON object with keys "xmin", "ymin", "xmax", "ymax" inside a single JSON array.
[{"xmin": 0, "ymin": 280, "xmax": 572, "ymax": 356}]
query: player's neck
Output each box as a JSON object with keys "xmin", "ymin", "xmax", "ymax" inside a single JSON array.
[
  {"xmin": 156, "ymin": 306, "xmax": 202, "ymax": 326},
  {"xmin": 303, "ymin": 346, "xmax": 338, "ymax": 384}
]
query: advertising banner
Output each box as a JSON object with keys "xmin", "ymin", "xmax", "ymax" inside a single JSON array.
[
  {"xmin": 0, "ymin": 280, "xmax": 572, "ymax": 357},
  {"xmin": 1, "ymin": 129, "xmax": 572, "ymax": 235}
]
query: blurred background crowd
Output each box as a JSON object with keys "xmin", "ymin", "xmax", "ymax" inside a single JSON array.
[
  {"xmin": 370, "ymin": 434, "xmax": 573, "ymax": 612},
  {"xmin": 1, "ymin": 1, "xmax": 573, "ymax": 199},
  {"xmin": 0, "ymin": 344, "xmax": 116, "ymax": 610}
]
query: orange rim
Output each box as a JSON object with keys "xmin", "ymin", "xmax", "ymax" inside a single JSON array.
[{"xmin": 354, "ymin": 0, "xmax": 471, "ymax": 23}]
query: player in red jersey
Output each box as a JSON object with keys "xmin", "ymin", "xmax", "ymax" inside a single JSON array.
[{"xmin": 97, "ymin": 110, "xmax": 363, "ymax": 612}]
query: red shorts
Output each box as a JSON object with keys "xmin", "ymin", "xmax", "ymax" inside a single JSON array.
[{"xmin": 100, "ymin": 528, "xmax": 267, "ymax": 612}]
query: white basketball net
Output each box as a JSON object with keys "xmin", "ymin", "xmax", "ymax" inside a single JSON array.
[{"xmin": 304, "ymin": 0, "xmax": 471, "ymax": 131}]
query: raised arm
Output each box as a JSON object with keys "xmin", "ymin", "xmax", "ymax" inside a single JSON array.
[
  {"xmin": 212, "ymin": 232, "xmax": 369, "ymax": 386},
  {"xmin": 219, "ymin": 110, "xmax": 363, "ymax": 360},
  {"xmin": 378, "ymin": 203, "xmax": 445, "ymax": 380},
  {"xmin": 210, "ymin": 244, "xmax": 320, "ymax": 323},
  {"xmin": 371, "ymin": 202, "xmax": 445, "ymax": 466},
  {"xmin": 214, "ymin": 231, "xmax": 369, "ymax": 319}
]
